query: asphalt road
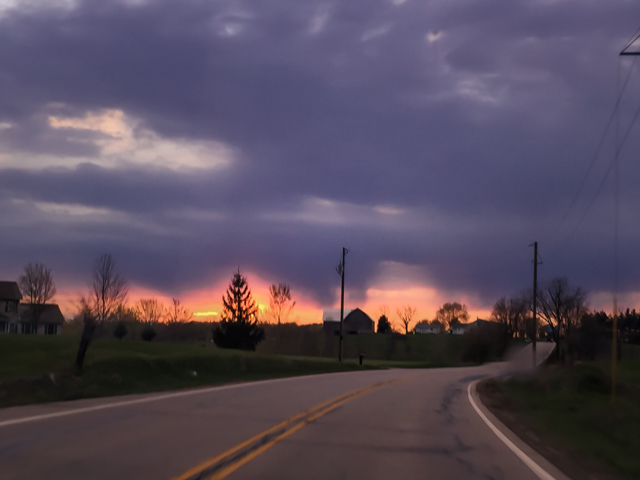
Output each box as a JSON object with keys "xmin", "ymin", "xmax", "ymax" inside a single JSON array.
[{"xmin": 0, "ymin": 343, "xmax": 559, "ymax": 480}]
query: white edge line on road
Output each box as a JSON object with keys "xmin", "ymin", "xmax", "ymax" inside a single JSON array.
[
  {"xmin": 0, "ymin": 370, "xmax": 362, "ymax": 429},
  {"xmin": 467, "ymin": 380, "xmax": 557, "ymax": 480}
]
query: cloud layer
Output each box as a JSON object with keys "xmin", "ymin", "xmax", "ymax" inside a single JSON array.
[{"xmin": 2, "ymin": 0, "xmax": 640, "ymax": 313}]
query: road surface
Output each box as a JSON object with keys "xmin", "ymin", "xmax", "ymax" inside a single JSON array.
[{"xmin": 0, "ymin": 343, "xmax": 561, "ymax": 480}]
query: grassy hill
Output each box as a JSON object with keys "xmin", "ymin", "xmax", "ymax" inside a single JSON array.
[{"xmin": 0, "ymin": 335, "xmax": 371, "ymax": 408}]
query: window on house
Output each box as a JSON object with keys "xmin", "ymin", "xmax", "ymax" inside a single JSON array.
[
  {"xmin": 44, "ymin": 324, "xmax": 58, "ymax": 335},
  {"xmin": 20, "ymin": 323, "xmax": 34, "ymax": 334}
]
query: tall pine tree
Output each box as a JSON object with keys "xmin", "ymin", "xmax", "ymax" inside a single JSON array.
[{"xmin": 213, "ymin": 269, "xmax": 265, "ymax": 350}]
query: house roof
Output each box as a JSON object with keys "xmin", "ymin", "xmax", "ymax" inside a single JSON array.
[
  {"xmin": 19, "ymin": 304, "xmax": 65, "ymax": 324},
  {"xmin": 343, "ymin": 308, "xmax": 374, "ymax": 325},
  {"xmin": 322, "ymin": 308, "xmax": 355, "ymax": 323},
  {"xmin": 0, "ymin": 281, "xmax": 22, "ymax": 301}
]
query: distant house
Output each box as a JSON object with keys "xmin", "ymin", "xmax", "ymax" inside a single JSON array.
[
  {"xmin": 414, "ymin": 321, "xmax": 441, "ymax": 334},
  {"xmin": 322, "ymin": 308, "xmax": 374, "ymax": 334},
  {"xmin": 450, "ymin": 321, "xmax": 468, "ymax": 335},
  {"xmin": 18, "ymin": 304, "xmax": 65, "ymax": 335},
  {"xmin": 451, "ymin": 318, "xmax": 498, "ymax": 335},
  {"xmin": 0, "ymin": 281, "xmax": 64, "ymax": 335},
  {"xmin": 0, "ymin": 281, "xmax": 22, "ymax": 334}
]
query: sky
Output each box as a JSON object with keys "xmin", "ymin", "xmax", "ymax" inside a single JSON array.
[{"xmin": 2, "ymin": 0, "xmax": 640, "ymax": 325}]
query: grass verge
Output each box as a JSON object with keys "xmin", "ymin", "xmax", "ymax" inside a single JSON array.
[
  {"xmin": 479, "ymin": 346, "xmax": 640, "ymax": 480},
  {"xmin": 0, "ymin": 335, "xmax": 375, "ymax": 408}
]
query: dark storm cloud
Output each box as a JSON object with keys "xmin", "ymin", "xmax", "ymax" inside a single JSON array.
[{"xmin": 2, "ymin": 0, "xmax": 640, "ymax": 308}]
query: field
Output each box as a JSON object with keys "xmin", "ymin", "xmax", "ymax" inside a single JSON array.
[
  {"xmin": 257, "ymin": 326, "xmax": 467, "ymax": 365},
  {"xmin": 0, "ymin": 335, "xmax": 373, "ymax": 408},
  {"xmin": 0, "ymin": 328, "xmax": 497, "ymax": 408},
  {"xmin": 480, "ymin": 344, "xmax": 640, "ymax": 480}
]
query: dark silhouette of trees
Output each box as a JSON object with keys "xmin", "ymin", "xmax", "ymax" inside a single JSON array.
[
  {"xmin": 136, "ymin": 298, "xmax": 165, "ymax": 325},
  {"xmin": 76, "ymin": 254, "xmax": 127, "ymax": 370},
  {"xmin": 213, "ymin": 269, "xmax": 265, "ymax": 351},
  {"xmin": 435, "ymin": 302, "xmax": 469, "ymax": 331},
  {"xmin": 397, "ymin": 305, "xmax": 416, "ymax": 334},
  {"xmin": 75, "ymin": 308, "xmax": 96, "ymax": 372},
  {"xmin": 166, "ymin": 298, "xmax": 192, "ymax": 324},
  {"xmin": 536, "ymin": 277, "xmax": 587, "ymax": 361},
  {"xmin": 490, "ymin": 296, "xmax": 529, "ymax": 338},
  {"xmin": 113, "ymin": 321, "xmax": 128, "ymax": 340},
  {"xmin": 265, "ymin": 283, "xmax": 296, "ymax": 324},
  {"xmin": 377, "ymin": 314, "xmax": 392, "ymax": 333},
  {"xmin": 86, "ymin": 254, "xmax": 128, "ymax": 328},
  {"xmin": 166, "ymin": 298, "xmax": 194, "ymax": 342},
  {"xmin": 537, "ymin": 277, "xmax": 586, "ymax": 342},
  {"xmin": 18, "ymin": 262, "xmax": 56, "ymax": 332}
]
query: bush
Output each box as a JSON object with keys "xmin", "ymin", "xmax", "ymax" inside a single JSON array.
[
  {"xmin": 141, "ymin": 327, "xmax": 157, "ymax": 342},
  {"xmin": 461, "ymin": 323, "xmax": 508, "ymax": 363},
  {"xmin": 113, "ymin": 321, "xmax": 128, "ymax": 341}
]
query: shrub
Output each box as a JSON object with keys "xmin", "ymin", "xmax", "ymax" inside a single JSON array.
[
  {"xmin": 461, "ymin": 323, "xmax": 508, "ymax": 363},
  {"xmin": 113, "ymin": 321, "xmax": 128, "ymax": 341},
  {"xmin": 140, "ymin": 326, "xmax": 157, "ymax": 342}
]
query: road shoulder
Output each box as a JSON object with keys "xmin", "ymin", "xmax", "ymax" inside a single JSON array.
[
  {"xmin": 470, "ymin": 379, "xmax": 573, "ymax": 480},
  {"xmin": 476, "ymin": 378, "xmax": 628, "ymax": 480}
]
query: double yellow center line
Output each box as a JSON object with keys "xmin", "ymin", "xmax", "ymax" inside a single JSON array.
[{"xmin": 171, "ymin": 378, "xmax": 404, "ymax": 480}]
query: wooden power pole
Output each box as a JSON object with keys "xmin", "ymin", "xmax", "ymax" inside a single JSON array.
[
  {"xmin": 337, "ymin": 248, "xmax": 349, "ymax": 362},
  {"xmin": 531, "ymin": 241, "xmax": 538, "ymax": 368}
]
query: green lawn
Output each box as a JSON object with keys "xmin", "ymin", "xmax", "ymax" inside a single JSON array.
[
  {"xmin": 482, "ymin": 344, "xmax": 640, "ymax": 480},
  {"xmin": 0, "ymin": 335, "xmax": 375, "ymax": 408}
]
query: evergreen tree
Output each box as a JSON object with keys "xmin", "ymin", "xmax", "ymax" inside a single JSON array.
[
  {"xmin": 377, "ymin": 315, "xmax": 392, "ymax": 333},
  {"xmin": 213, "ymin": 269, "xmax": 265, "ymax": 350}
]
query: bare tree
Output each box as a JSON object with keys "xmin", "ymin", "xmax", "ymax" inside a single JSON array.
[
  {"xmin": 166, "ymin": 298, "xmax": 192, "ymax": 324},
  {"xmin": 86, "ymin": 254, "xmax": 128, "ymax": 327},
  {"xmin": 491, "ymin": 296, "xmax": 529, "ymax": 338},
  {"xmin": 537, "ymin": 277, "xmax": 587, "ymax": 344},
  {"xmin": 18, "ymin": 262, "xmax": 56, "ymax": 330},
  {"xmin": 265, "ymin": 283, "xmax": 296, "ymax": 324},
  {"xmin": 136, "ymin": 298, "xmax": 165, "ymax": 325},
  {"xmin": 435, "ymin": 302, "xmax": 469, "ymax": 331},
  {"xmin": 75, "ymin": 307, "xmax": 96, "ymax": 372},
  {"xmin": 397, "ymin": 305, "xmax": 417, "ymax": 334}
]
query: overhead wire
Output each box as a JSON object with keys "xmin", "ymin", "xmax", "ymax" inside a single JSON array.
[
  {"xmin": 559, "ymin": 56, "xmax": 637, "ymax": 224},
  {"xmin": 563, "ymin": 94, "xmax": 640, "ymax": 244}
]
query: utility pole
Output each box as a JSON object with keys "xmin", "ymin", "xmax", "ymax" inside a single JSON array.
[
  {"xmin": 608, "ymin": 44, "xmax": 636, "ymax": 403},
  {"xmin": 531, "ymin": 242, "xmax": 539, "ymax": 368},
  {"xmin": 336, "ymin": 248, "xmax": 349, "ymax": 362}
]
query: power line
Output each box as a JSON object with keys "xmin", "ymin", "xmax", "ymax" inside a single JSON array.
[
  {"xmin": 559, "ymin": 56, "xmax": 638, "ymax": 225},
  {"xmin": 563, "ymin": 92, "xmax": 640, "ymax": 244}
]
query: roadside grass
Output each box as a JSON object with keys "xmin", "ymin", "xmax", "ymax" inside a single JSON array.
[
  {"xmin": 0, "ymin": 335, "xmax": 375, "ymax": 408},
  {"xmin": 482, "ymin": 344, "xmax": 640, "ymax": 480}
]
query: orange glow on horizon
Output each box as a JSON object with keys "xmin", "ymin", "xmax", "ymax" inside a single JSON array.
[{"xmin": 53, "ymin": 271, "xmax": 493, "ymax": 327}]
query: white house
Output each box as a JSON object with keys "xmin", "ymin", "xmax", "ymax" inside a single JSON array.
[
  {"xmin": 450, "ymin": 322, "xmax": 467, "ymax": 335},
  {"xmin": 0, "ymin": 281, "xmax": 65, "ymax": 335},
  {"xmin": 414, "ymin": 321, "xmax": 441, "ymax": 334}
]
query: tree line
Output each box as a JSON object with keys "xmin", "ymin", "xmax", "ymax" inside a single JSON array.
[{"xmin": 375, "ymin": 302, "xmax": 470, "ymax": 334}]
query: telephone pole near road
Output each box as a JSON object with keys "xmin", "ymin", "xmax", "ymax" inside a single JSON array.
[
  {"xmin": 336, "ymin": 248, "xmax": 349, "ymax": 362},
  {"xmin": 530, "ymin": 242, "xmax": 540, "ymax": 368}
]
